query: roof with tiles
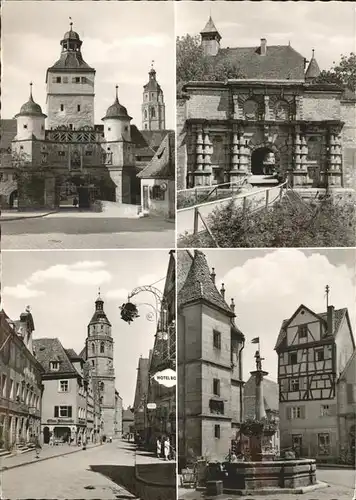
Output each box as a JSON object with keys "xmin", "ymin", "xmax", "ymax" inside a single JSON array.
[
  {"xmin": 244, "ymin": 376, "xmax": 279, "ymax": 419},
  {"xmin": 213, "ymin": 45, "xmax": 306, "ymax": 81},
  {"xmin": 133, "ymin": 357, "xmax": 150, "ymax": 409},
  {"xmin": 137, "ymin": 132, "xmax": 175, "ymax": 179},
  {"xmin": 177, "ymin": 250, "xmax": 194, "ymax": 294},
  {"xmin": 33, "ymin": 338, "xmax": 79, "ymax": 376},
  {"xmin": 275, "ymin": 306, "xmax": 349, "ymax": 350},
  {"xmin": 201, "ymin": 16, "xmax": 221, "ymax": 36},
  {"xmin": 305, "ymin": 53, "xmax": 321, "ymax": 80},
  {"xmin": 178, "ymin": 250, "xmax": 234, "ymax": 316}
]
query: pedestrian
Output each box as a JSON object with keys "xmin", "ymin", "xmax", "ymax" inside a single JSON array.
[
  {"xmin": 73, "ymin": 197, "xmax": 78, "ymax": 208},
  {"xmin": 156, "ymin": 437, "xmax": 161, "ymax": 458},
  {"xmin": 164, "ymin": 437, "xmax": 170, "ymax": 461}
]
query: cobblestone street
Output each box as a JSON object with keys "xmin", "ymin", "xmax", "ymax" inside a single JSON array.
[
  {"xmin": 1, "ymin": 216, "xmax": 175, "ymax": 249},
  {"xmin": 0, "ymin": 440, "xmax": 141, "ymax": 499},
  {"xmin": 178, "ymin": 467, "xmax": 356, "ymax": 500}
]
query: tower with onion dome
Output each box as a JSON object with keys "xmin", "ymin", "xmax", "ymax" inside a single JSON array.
[
  {"xmin": 141, "ymin": 63, "xmax": 166, "ymax": 131},
  {"xmin": 102, "ymin": 86, "xmax": 136, "ymax": 203},
  {"xmin": 45, "ymin": 21, "xmax": 96, "ymax": 129},
  {"xmin": 85, "ymin": 292, "xmax": 116, "ymax": 439}
]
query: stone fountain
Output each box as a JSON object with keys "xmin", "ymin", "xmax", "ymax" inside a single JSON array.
[{"xmin": 203, "ymin": 350, "xmax": 327, "ymax": 497}]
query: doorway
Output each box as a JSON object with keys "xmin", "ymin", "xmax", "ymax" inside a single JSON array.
[
  {"xmin": 251, "ymin": 147, "xmax": 275, "ymax": 175},
  {"xmin": 9, "ymin": 190, "xmax": 18, "ymax": 209},
  {"xmin": 43, "ymin": 426, "xmax": 50, "ymax": 444}
]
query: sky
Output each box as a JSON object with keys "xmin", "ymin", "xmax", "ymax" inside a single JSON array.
[
  {"xmin": 2, "ymin": 1, "xmax": 175, "ymax": 129},
  {"xmin": 187, "ymin": 248, "xmax": 356, "ymax": 383},
  {"xmin": 1, "ymin": 250, "xmax": 172, "ymax": 408},
  {"xmin": 176, "ymin": 2, "xmax": 356, "ymax": 71}
]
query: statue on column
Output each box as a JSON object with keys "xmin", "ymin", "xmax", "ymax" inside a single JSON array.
[{"xmin": 255, "ymin": 350, "xmax": 264, "ymax": 371}]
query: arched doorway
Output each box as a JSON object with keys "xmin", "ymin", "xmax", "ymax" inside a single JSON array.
[
  {"xmin": 58, "ymin": 177, "xmax": 92, "ymax": 209},
  {"xmin": 9, "ymin": 190, "xmax": 18, "ymax": 209},
  {"xmin": 43, "ymin": 426, "xmax": 50, "ymax": 444},
  {"xmin": 251, "ymin": 147, "xmax": 276, "ymax": 175}
]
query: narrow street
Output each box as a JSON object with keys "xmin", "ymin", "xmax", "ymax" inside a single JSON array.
[{"xmin": 1, "ymin": 440, "xmax": 141, "ymax": 499}]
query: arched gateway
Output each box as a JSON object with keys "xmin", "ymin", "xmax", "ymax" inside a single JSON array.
[{"xmin": 250, "ymin": 144, "xmax": 280, "ymax": 175}]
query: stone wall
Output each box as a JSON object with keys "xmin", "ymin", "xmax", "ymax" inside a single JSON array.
[
  {"xmin": 303, "ymin": 93, "xmax": 341, "ymax": 120},
  {"xmin": 47, "ymin": 94, "xmax": 94, "ymax": 129}
]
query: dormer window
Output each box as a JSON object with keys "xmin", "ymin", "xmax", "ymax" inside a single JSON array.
[{"xmin": 50, "ymin": 361, "xmax": 59, "ymax": 371}]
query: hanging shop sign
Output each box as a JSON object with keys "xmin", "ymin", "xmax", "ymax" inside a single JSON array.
[{"xmin": 153, "ymin": 368, "xmax": 176, "ymax": 388}]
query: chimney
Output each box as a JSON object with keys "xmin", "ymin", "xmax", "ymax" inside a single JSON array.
[
  {"xmin": 210, "ymin": 267, "xmax": 216, "ymax": 284},
  {"xmin": 260, "ymin": 38, "xmax": 267, "ymax": 56},
  {"xmin": 220, "ymin": 283, "xmax": 225, "ymax": 300},
  {"xmin": 327, "ymin": 305, "xmax": 335, "ymax": 335},
  {"xmin": 230, "ymin": 298, "xmax": 235, "ymax": 313}
]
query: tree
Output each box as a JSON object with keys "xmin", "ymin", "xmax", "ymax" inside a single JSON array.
[
  {"xmin": 314, "ymin": 53, "xmax": 356, "ymax": 92},
  {"xmin": 176, "ymin": 34, "xmax": 245, "ymax": 94}
]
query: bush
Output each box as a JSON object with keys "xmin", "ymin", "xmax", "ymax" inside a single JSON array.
[{"xmin": 180, "ymin": 196, "xmax": 355, "ymax": 248}]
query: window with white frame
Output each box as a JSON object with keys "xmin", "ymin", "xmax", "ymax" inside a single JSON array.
[
  {"xmin": 50, "ymin": 361, "xmax": 59, "ymax": 371},
  {"xmin": 59, "ymin": 380, "xmax": 69, "ymax": 392},
  {"xmin": 54, "ymin": 405, "xmax": 72, "ymax": 418},
  {"xmin": 291, "ymin": 407, "xmax": 301, "ymax": 419},
  {"xmin": 290, "ymin": 378, "xmax": 300, "ymax": 391}
]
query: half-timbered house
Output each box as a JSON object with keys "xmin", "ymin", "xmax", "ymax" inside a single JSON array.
[{"xmin": 275, "ymin": 303, "xmax": 355, "ymax": 460}]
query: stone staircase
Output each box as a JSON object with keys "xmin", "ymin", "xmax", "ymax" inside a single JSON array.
[{"xmin": 248, "ymin": 174, "xmax": 280, "ymax": 187}]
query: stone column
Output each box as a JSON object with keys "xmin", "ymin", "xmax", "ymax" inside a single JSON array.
[
  {"xmin": 327, "ymin": 131, "xmax": 342, "ymax": 187},
  {"xmin": 194, "ymin": 126, "xmax": 211, "ymax": 186},
  {"xmin": 229, "ymin": 127, "xmax": 247, "ymax": 184},
  {"xmin": 292, "ymin": 126, "xmax": 309, "ymax": 186}
]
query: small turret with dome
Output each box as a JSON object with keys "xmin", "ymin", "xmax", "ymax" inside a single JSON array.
[
  {"xmin": 15, "ymin": 83, "xmax": 46, "ymax": 141},
  {"xmin": 142, "ymin": 61, "xmax": 166, "ymax": 130},
  {"xmin": 102, "ymin": 85, "xmax": 132, "ymax": 142}
]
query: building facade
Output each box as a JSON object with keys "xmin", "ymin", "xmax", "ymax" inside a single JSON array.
[
  {"xmin": 137, "ymin": 132, "xmax": 175, "ymax": 219},
  {"xmin": 177, "ymin": 17, "xmax": 356, "ymax": 192},
  {"xmin": 337, "ymin": 351, "xmax": 356, "ymax": 463},
  {"xmin": 178, "ymin": 250, "xmax": 245, "ymax": 464},
  {"xmin": 0, "ymin": 23, "xmax": 170, "ymax": 210},
  {"xmin": 275, "ymin": 302, "xmax": 355, "ymax": 461},
  {"xmin": 33, "ymin": 338, "xmax": 95, "ymax": 445},
  {"xmin": 0, "ymin": 308, "xmax": 43, "ymax": 450},
  {"xmin": 145, "ymin": 250, "xmax": 176, "ymax": 451}
]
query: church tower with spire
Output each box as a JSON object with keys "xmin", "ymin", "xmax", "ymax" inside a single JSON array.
[
  {"xmin": 46, "ymin": 21, "xmax": 96, "ymax": 129},
  {"xmin": 141, "ymin": 63, "xmax": 166, "ymax": 130},
  {"xmin": 86, "ymin": 292, "xmax": 116, "ymax": 438}
]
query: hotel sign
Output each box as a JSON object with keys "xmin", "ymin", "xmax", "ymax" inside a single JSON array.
[{"xmin": 153, "ymin": 368, "xmax": 176, "ymax": 388}]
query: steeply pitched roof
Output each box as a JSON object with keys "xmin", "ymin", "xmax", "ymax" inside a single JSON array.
[
  {"xmin": 133, "ymin": 357, "xmax": 150, "ymax": 409},
  {"xmin": 137, "ymin": 132, "xmax": 175, "ymax": 180},
  {"xmin": 122, "ymin": 408, "xmax": 135, "ymax": 422},
  {"xmin": 178, "ymin": 250, "xmax": 234, "ymax": 316},
  {"xmin": 201, "ymin": 17, "xmax": 221, "ymax": 37},
  {"xmin": 140, "ymin": 130, "xmax": 173, "ymax": 150},
  {"xmin": 275, "ymin": 305, "xmax": 348, "ymax": 350},
  {"xmin": 244, "ymin": 376, "xmax": 279, "ymax": 419},
  {"xmin": 305, "ymin": 54, "xmax": 321, "ymax": 80},
  {"xmin": 177, "ymin": 250, "xmax": 194, "ymax": 294},
  {"xmin": 196, "ymin": 44, "xmax": 306, "ymax": 82},
  {"xmin": 33, "ymin": 338, "xmax": 79, "ymax": 376}
]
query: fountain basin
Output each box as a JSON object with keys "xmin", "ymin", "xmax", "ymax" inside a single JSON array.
[{"xmin": 207, "ymin": 459, "xmax": 317, "ymax": 491}]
